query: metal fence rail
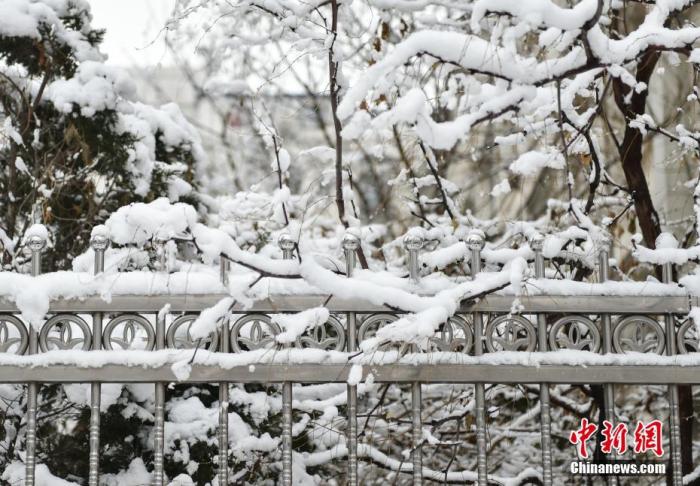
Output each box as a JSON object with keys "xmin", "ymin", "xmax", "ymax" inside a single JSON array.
[{"xmin": 1, "ymin": 231, "xmax": 699, "ymax": 485}]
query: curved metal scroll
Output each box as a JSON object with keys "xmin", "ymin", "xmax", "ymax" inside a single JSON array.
[
  {"xmin": 428, "ymin": 315, "xmax": 473, "ymax": 353},
  {"xmin": 230, "ymin": 314, "xmax": 280, "ymax": 352},
  {"xmin": 613, "ymin": 315, "xmax": 665, "ymax": 354},
  {"xmin": 677, "ymin": 319, "xmax": 699, "ymax": 354},
  {"xmin": 548, "ymin": 315, "xmax": 601, "ymax": 352},
  {"xmin": 0, "ymin": 314, "xmax": 28, "ymax": 354},
  {"xmin": 166, "ymin": 314, "xmax": 218, "ymax": 352},
  {"xmin": 39, "ymin": 314, "xmax": 92, "ymax": 351},
  {"xmin": 103, "ymin": 314, "xmax": 155, "ymax": 351},
  {"xmin": 296, "ymin": 314, "xmax": 346, "ymax": 351},
  {"xmin": 357, "ymin": 313, "xmax": 398, "ymax": 350},
  {"xmin": 485, "ymin": 315, "xmax": 537, "ymax": 352}
]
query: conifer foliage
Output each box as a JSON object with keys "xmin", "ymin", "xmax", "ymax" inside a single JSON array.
[{"xmin": 0, "ymin": 0, "xmax": 205, "ymax": 270}]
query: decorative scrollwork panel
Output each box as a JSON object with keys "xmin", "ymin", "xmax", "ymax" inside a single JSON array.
[
  {"xmin": 103, "ymin": 314, "xmax": 155, "ymax": 351},
  {"xmin": 485, "ymin": 315, "xmax": 537, "ymax": 352},
  {"xmin": 548, "ymin": 316, "xmax": 601, "ymax": 352},
  {"xmin": 613, "ymin": 316, "xmax": 665, "ymax": 355},
  {"xmin": 166, "ymin": 314, "xmax": 218, "ymax": 352},
  {"xmin": 357, "ymin": 313, "xmax": 399, "ymax": 351},
  {"xmin": 297, "ymin": 314, "xmax": 345, "ymax": 351},
  {"xmin": 0, "ymin": 315, "xmax": 28, "ymax": 354},
  {"xmin": 230, "ymin": 314, "xmax": 280, "ymax": 352},
  {"xmin": 677, "ymin": 319, "xmax": 699, "ymax": 354},
  {"xmin": 39, "ymin": 314, "xmax": 92, "ymax": 351},
  {"xmin": 428, "ymin": 315, "xmax": 473, "ymax": 353}
]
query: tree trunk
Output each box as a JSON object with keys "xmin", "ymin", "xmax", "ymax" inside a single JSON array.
[
  {"xmin": 613, "ymin": 50, "xmax": 661, "ymax": 249},
  {"xmin": 613, "ymin": 50, "xmax": 694, "ymax": 482}
]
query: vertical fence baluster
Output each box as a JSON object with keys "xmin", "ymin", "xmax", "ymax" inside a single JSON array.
[
  {"xmin": 598, "ymin": 238, "xmax": 618, "ymax": 486},
  {"xmin": 467, "ymin": 231, "xmax": 488, "ymax": 486},
  {"xmin": 530, "ymin": 235, "xmax": 553, "ymax": 486},
  {"xmin": 218, "ymin": 257, "xmax": 230, "ymax": 485},
  {"xmin": 25, "ymin": 232, "xmax": 46, "ymax": 486},
  {"xmin": 279, "ymin": 235, "xmax": 295, "ymax": 486},
  {"xmin": 153, "ymin": 240, "xmax": 167, "ymax": 486},
  {"xmin": 89, "ymin": 233, "xmax": 108, "ymax": 486},
  {"xmin": 404, "ymin": 234, "xmax": 424, "ymax": 485},
  {"xmin": 662, "ymin": 261, "xmax": 683, "ymax": 486},
  {"xmin": 153, "ymin": 316, "xmax": 165, "ymax": 486},
  {"xmin": 342, "ymin": 234, "xmax": 360, "ymax": 486}
]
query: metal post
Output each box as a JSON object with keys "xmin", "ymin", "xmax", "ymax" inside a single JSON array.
[
  {"xmin": 218, "ymin": 257, "xmax": 230, "ymax": 485},
  {"xmin": 598, "ymin": 237, "xmax": 618, "ymax": 486},
  {"xmin": 530, "ymin": 234, "xmax": 552, "ymax": 486},
  {"xmin": 89, "ymin": 232, "xmax": 108, "ymax": 486},
  {"xmin": 404, "ymin": 233, "xmax": 424, "ymax": 485},
  {"xmin": 153, "ymin": 239, "xmax": 167, "ymax": 486},
  {"xmin": 662, "ymin": 261, "xmax": 683, "ymax": 486},
  {"xmin": 467, "ymin": 231, "xmax": 488, "ymax": 486},
  {"xmin": 25, "ymin": 231, "xmax": 46, "ymax": 486},
  {"xmin": 279, "ymin": 234, "xmax": 295, "ymax": 486},
  {"xmin": 342, "ymin": 233, "xmax": 360, "ymax": 486}
]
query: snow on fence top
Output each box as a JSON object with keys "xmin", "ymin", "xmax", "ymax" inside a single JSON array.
[{"xmin": 3, "ymin": 199, "xmax": 700, "ymax": 344}]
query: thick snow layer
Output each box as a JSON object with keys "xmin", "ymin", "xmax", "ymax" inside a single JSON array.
[
  {"xmin": 0, "ymin": 0, "xmax": 102, "ymax": 62},
  {"xmin": 117, "ymin": 103, "xmax": 205, "ymax": 198},
  {"xmin": 2, "ymin": 461, "xmax": 78, "ymax": 486},
  {"xmin": 0, "ymin": 270, "xmax": 225, "ymax": 328},
  {"xmin": 470, "ymin": 0, "xmax": 601, "ymax": 32},
  {"xmin": 106, "ymin": 198, "xmax": 199, "ymax": 246},
  {"xmin": 509, "ymin": 150, "xmax": 565, "ymax": 176},
  {"xmin": 189, "ymin": 297, "xmax": 233, "ymax": 340},
  {"xmin": 46, "ymin": 61, "xmax": 135, "ymax": 117},
  {"xmin": 23, "ymin": 223, "xmax": 49, "ymax": 242},
  {"xmin": 634, "ymin": 243, "xmax": 700, "ymax": 265},
  {"xmin": 273, "ymin": 307, "xmax": 330, "ymax": 344}
]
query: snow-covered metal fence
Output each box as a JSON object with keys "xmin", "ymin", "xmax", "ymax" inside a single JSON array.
[{"xmin": 3, "ymin": 229, "xmax": 700, "ymax": 486}]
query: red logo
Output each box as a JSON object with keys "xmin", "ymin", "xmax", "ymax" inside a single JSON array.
[
  {"xmin": 569, "ymin": 418, "xmax": 598, "ymax": 458},
  {"xmin": 633, "ymin": 420, "xmax": 664, "ymax": 457},
  {"xmin": 570, "ymin": 419, "xmax": 663, "ymax": 458},
  {"xmin": 600, "ymin": 420, "xmax": 628, "ymax": 454}
]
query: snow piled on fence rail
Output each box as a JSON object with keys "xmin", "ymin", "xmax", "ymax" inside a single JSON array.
[
  {"xmin": 1, "ymin": 198, "xmax": 697, "ymax": 334},
  {"xmin": 4, "ymin": 348, "xmax": 700, "ymax": 371}
]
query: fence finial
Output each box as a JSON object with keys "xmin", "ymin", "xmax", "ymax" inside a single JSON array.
[
  {"xmin": 342, "ymin": 233, "xmax": 360, "ymax": 278},
  {"xmin": 278, "ymin": 233, "xmax": 295, "ymax": 260},
  {"xmin": 403, "ymin": 232, "xmax": 424, "ymax": 284},
  {"xmin": 90, "ymin": 230, "xmax": 109, "ymax": 275},
  {"xmin": 25, "ymin": 228, "xmax": 47, "ymax": 253},
  {"xmin": 466, "ymin": 229, "xmax": 485, "ymax": 251},
  {"xmin": 403, "ymin": 232, "xmax": 424, "ymax": 252},
  {"xmin": 341, "ymin": 233, "xmax": 360, "ymax": 252},
  {"xmin": 529, "ymin": 233, "xmax": 545, "ymax": 252},
  {"xmin": 90, "ymin": 232, "xmax": 110, "ymax": 252},
  {"xmin": 27, "ymin": 235, "xmax": 46, "ymax": 253}
]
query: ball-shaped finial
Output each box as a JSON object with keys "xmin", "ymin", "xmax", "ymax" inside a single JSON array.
[
  {"xmin": 90, "ymin": 225, "xmax": 110, "ymax": 251},
  {"xmin": 529, "ymin": 233, "xmax": 545, "ymax": 252},
  {"xmin": 90, "ymin": 234, "xmax": 109, "ymax": 251},
  {"xmin": 403, "ymin": 233, "xmax": 424, "ymax": 251},
  {"xmin": 278, "ymin": 233, "xmax": 295, "ymax": 251},
  {"xmin": 341, "ymin": 233, "xmax": 360, "ymax": 251},
  {"xmin": 27, "ymin": 235, "xmax": 46, "ymax": 252},
  {"xmin": 24, "ymin": 224, "xmax": 48, "ymax": 252},
  {"xmin": 466, "ymin": 230, "xmax": 485, "ymax": 251}
]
